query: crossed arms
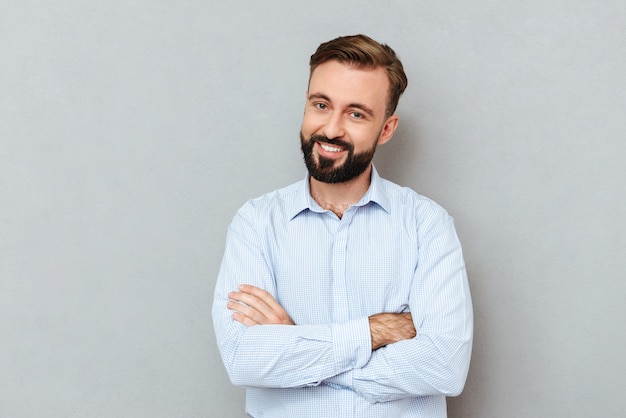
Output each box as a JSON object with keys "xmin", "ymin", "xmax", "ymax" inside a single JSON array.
[
  {"xmin": 228, "ymin": 284, "xmax": 416, "ymax": 350},
  {"xmin": 212, "ymin": 203, "xmax": 473, "ymax": 403}
]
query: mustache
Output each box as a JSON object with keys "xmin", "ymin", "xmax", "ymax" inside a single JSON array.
[{"xmin": 309, "ymin": 135, "xmax": 354, "ymax": 152}]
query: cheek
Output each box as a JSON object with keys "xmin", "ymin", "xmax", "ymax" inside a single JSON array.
[
  {"xmin": 301, "ymin": 111, "xmax": 325, "ymax": 134},
  {"xmin": 352, "ymin": 128, "xmax": 380, "ymax": 150},
  {"xmin": 300, "ymin": 115, "xmax": 311, "ymax": 136}
]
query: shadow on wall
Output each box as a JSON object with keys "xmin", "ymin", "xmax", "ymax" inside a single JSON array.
[{"xmin": 373, "ymin": 112, "xmax": 421, "ymax": 185}]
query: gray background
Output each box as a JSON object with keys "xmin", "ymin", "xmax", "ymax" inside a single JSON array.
[{"xmin": 2, "ymin": 1, "xmax": 625, "ymax": 417}]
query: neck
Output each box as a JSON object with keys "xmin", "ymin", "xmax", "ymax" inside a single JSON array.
[{"xmin": 309, "ymin": 165, "xmax": 372, "ymax": 218}]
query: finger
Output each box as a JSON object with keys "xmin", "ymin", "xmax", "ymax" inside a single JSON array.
[
  {"xmin": 238, "ymin": 285, "xmax": 287, "ymax": 315},
  {"xmin": 229, "ymin": 287, "xmax": 294, "ymax": 325},
  {"xmin": 230, "ymin": 285, "xmax": 284, "ymax": 320},
  {"xmin": 231, "ymin": 310, "xmax": 259, "ymax": 327},
  {"xmin": 228, "ymin": 291, "xmax": 274, "ymax": 318},
  {"xmin": 229, "ymin": 293, "xmax": 287, "ymax": 324},
  {"xmin": 227, "ymin": 300, "xmax": 266, "ymax": 324}
]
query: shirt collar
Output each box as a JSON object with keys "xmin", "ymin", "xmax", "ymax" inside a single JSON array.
[{"xmin": 288, "ymin": 165, "xmax": 391, "ymax": 220}]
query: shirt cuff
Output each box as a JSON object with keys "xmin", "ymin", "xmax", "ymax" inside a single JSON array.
[{"xmin": 331, "ymin": 317, "xmax": 372, "ymax": 372}]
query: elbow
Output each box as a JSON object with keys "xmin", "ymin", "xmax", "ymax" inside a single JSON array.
[
  {"xmin": 424, "ymin": 335, "xmax": 472, "ymax": 397},
  {"xmin": 426, "ymin": 361, "xmax": 469, "ymax": 397},
  {"xmin": 215, "ymin": 341, "xmax": 255, "ymax": 388},
  {"xmin": 438, "ymin": 345, "xmax": 472, "ymax": 396},
  {"xmin": 223, "ymin": 359, "xmax": 262, "ymax": 388},
  {"xmin": 221, "ymin": 351, "xmax": 262, "ymax": 388},
  {"xmin": 222, "ymin": 354, "xmax": 281, "ymax": 389},
  {"xmin": 440, "ymin": 371, "xmax": 468, "ymax": 397},
  {"xmin": 226, "ymin": 367, "xmax": 252, "ymax": 388}
]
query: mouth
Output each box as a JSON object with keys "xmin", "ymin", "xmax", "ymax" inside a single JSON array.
[
  {"xmin": 315, "ymin": 141, "xmax": 347, "ymax": 159},
  {"xmin": 319, "ymin": 142, "xmax": 345, "ymax": 153}
]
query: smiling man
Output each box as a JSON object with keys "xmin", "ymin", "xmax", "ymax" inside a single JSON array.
[
  {"xmin": 300, "ymin": 60, "xmax": 395, "ymax": 190},
  {"xmin": 213, "ymin": 34, "xmax": 473, "ymax": 418}
]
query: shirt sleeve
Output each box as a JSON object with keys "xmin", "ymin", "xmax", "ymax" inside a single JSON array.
[
  {"xmin": 212, "ymin": 205, "xmax": 373, "ymax": 389},
  {"xmin": 325, "ymin": 213, "xmax": 473, "ymax": 403}
]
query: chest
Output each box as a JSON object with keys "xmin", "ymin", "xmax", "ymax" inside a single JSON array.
[{"xmin": 263, "ymin": 208, "xmax": 419, "ymax": 324}]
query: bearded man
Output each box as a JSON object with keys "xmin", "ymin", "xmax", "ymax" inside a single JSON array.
[{"xmin": 213, "ymin": 34, "xmax": 473, "ymax": 418}]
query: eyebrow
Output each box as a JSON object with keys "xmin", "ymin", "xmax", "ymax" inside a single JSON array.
[{"xmin": 308, "ymin": 93, "xmax": 376, "ymax": 118}]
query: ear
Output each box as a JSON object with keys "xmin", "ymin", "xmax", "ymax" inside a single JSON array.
[{"xmin": 377, "ymin": 115, "xmax": 399, "ymax": 145}]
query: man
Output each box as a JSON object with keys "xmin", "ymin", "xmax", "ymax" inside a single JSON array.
[{"xmin": 213, "ymin": 34, "xmax": 473, "ymax": 417}]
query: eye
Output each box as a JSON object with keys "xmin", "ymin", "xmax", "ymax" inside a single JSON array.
[
  {"xmin": 314, "ymin": 102, "xmax": 328, "ymax": 110},
  {"xmin": 350, "ymin": 111, "xmax": 364, "ymax": 119}
]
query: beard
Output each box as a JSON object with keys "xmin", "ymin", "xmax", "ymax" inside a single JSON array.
[{"xmin": 300, "ymin": 132, "xmax": 377, "ymax": 183}]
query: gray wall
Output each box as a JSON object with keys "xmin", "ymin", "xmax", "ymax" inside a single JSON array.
[{"xmin": 2, "ymin": 1, "xmax": 625, "ymax": 417}]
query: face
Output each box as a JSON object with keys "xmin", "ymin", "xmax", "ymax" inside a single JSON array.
[{"xmin": 300, "ymin": 60, "xmax": 399, "ymax": 184}]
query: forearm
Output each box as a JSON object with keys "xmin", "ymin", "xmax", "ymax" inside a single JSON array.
[
  {"xmin": 213, "ymin": 303, "xmax": 372, "ymax": 388},
  {"xmin": 356, "ymin": 332, "xmax": 472, "ymax": 402},
  {"xmin": 369, "ymin": 312, "xmax": 416, "ymax": 350},
  {"xmin": 324, "ymin": 322, "xmax": 471, "ymax": 403}
]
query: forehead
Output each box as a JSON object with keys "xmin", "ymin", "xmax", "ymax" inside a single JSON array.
[{"xmin": 308, "ymin": 61, "xmax": 389, "ymax": 113}]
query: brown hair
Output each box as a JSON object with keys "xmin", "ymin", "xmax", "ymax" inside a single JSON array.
[{"xmin": 309, "ymin": 34, "xmax": 408, "ymax": 117}]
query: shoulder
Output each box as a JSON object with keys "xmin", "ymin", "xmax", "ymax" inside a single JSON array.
[
  {"xmin": 380, "ymin": 177, "xmax": 450, "ymax": 218},
  {"xmin": 376, "ymin": 177, "xmax": 455, "ymax": 241},
  {"xmin": 234, "ymin": 179, "xmax": 305, "ymax": 225}
]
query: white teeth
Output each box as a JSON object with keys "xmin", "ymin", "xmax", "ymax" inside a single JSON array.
[{"xmin": 320, "ymin": 143, "xmax": 343, "ymax": 152}]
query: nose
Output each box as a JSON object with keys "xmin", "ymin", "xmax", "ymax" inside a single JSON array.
[{"xmin": 320, "ymin": 112, "xmax": 344, "ymax": 139}]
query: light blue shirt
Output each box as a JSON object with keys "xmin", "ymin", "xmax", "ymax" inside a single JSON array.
[{"xmin": 212, "ymin": 166, "xmax": 473, "ymax": 417}]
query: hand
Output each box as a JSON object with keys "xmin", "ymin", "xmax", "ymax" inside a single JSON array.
[
  {"xmin": 369, "ymin": 312, "xmax": 416, "ymax": 350},
  {"xmin": 227, "ymin": 284, "xmax": 295, "ymax": 326}
]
